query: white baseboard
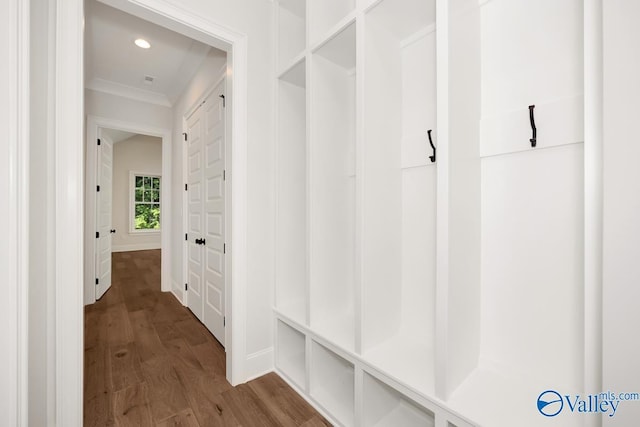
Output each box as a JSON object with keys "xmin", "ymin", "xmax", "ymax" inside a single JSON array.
[
  {"xmin": 112, "ymin": 242, "xmax": 161, "ymax": 252},
  {"xmin": 244, "ymin": 347, "xmax": 274, "ymax": 382}
]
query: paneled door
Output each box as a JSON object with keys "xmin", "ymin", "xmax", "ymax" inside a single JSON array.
[
  {"xmin": 96, "ymin": 132, "xmax": 113, "ymax": 299},
  {"xmin": 186, "ymin": 79, "xmax": 226, "ymax": 345},
  {"xmin": 187, "ymin": 98, "xmax": 205, "ymax": 322}
]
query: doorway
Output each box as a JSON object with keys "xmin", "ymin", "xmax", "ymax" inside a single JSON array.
[
  {"xmin": 85, "ymin": 117, "xmax": 172, "ymax": 302},
  {"xmin": 84, "ymin": 0, "xmax": 230, "ymax": 354},
  {"xmin": 56, "ymin": 0, "xmax": 251, "ymax": 422},
  {"xmin": 94, "ymin": 127, "xmax": 164, "ymax": 299}
]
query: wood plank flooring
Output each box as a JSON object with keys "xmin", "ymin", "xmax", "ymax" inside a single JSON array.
[{"xmin": 85, "ymin": 250, "xmax": 329, "ymax": 427}]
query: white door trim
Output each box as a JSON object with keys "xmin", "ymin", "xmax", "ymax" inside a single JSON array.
[
  {"xmin": 2, "ymin": 0, "xmax": 30, "ymax": 424},
  {"xmin": 58, "ymin": 0, "xmax": 249, "ymax": 422},
  {"xmin": 55, "ymin": 0, "xmax": 84, "ymax": 425},
  {"xmin": 85, "ymin": 115, "xmax": 173, "ymax": 304}
]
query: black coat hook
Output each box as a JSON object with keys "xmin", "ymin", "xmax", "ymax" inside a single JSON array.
[
  {"xmin": 529, "ymin": 105, "xmax": 537, "ymax": 147},
  {"xmin": 428, "ymin": 129, "xmax": 436, "ymax": 163}
]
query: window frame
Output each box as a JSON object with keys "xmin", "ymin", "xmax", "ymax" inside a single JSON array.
[{"xmin": 129, "ymin": 171, "xmax": 162, "ymax": 234}]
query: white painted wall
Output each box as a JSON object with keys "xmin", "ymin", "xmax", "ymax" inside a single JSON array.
[
  {"xmin": 85, "ymin": 89, "xmax": 173, "ymax": 128},
  {"xmin": 170, "ymin": 48, "xmax": 226, "ymax": 300},
  {"xmin": 112, "ymin": 134, "xmax": 163, "ymax": 252},
  {"xmin": 603, "ymin": 1, "xmax": 640, "ymax": 425}
]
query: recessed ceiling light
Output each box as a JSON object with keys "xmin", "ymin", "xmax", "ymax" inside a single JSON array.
[{"xmin": 134, "ymin": 38, "xmax": 151, "ymax": 49}]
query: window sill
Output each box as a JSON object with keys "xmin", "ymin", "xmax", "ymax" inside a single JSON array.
[{"xmin": 129, "ymin": 229, "xmax": 162, "ymax": 235}]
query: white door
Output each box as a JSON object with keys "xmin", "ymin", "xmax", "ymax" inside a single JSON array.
[
  {"xmin": 96, "ymin": 133, "xmax": 113, "ymax": 299},
  {"xmin": 187, "ymin": 103, "xmax": 205, "ymax": 321},
  {"xmin": 185, "ymin": 80, "xmax": 226, "ymax": 345},
  {"xmin": 202, "ymin": 83, "xmax": 226, "ymax": 345}
]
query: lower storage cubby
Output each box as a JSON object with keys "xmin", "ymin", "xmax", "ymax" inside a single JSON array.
[
  {"xmin": 310, "ymin": 341, "xmax": 355, "ymax": 426},
  {"xmin": 363, "ymin": 372, "xmax": 435, "ymax": 427},
  {"xmin": 275, "ymin": 319, "xmax": 306, "ymax": 390}
]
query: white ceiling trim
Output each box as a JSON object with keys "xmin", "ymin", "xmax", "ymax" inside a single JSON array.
[{"xmin": 86, "ymin": 77, "xmax": 172, "ymax": 107}]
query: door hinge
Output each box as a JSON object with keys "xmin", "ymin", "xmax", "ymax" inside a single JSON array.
[
  {"xmin": 96, "ymin": 231, "xmax": 100, "ymax": 238},
  {"xmin": 223, "ymin": 243, "xmax": 226, "ymax": 254},
  {"xmin": 95, "ymin": 278, "xmax": 99, "ymax": 285},
  {"xmin": 97, "ymin": 138, "xmax": 101, "ymax": 146},
  {"xmin": 96, "ymin": 185, "xmax": 100, "ymax": 192},
  {"xmin": 223, "ymin": 317, "xmax": 226, "ymax": 327},
  {"xmin": 185, "ymin": 283, "xmax": 188, "ymax": 291},
  {"xmin": 185, "ymin": 233, "xmax": 188, "ymax": 241},
  {"xmin": 219, "ymin": 94, "xmax": 226, "ymax": 107},
  {"xmin": 185, "ymin": 183, "xmax": 188, "ymax": 191},
  {"xmin": 183, "ymin": 132, "xmax": 188, "ymax": 141},
  {"xmin": 223, "ymin": 170, "xmax": 226, "ymax": 181}
]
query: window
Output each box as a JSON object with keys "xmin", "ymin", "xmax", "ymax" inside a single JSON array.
[{"xmin": 131, "ymin": 173, "xmax": 161, "ymax": 232}]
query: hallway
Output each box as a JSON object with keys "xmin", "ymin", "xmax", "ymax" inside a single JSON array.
[{"xmin": 84, "ymin": 250, "xmax": 328, "ymax": 426}]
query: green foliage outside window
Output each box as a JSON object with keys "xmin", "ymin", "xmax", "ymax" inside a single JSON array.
[{"xmin": 134, "ymin": 175, "xmax": 160, "ymax": 230}]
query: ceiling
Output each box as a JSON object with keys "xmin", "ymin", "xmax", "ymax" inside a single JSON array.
[{"xmin": 85, "ymin": 0, "xmax": 225, "ymax": 107}]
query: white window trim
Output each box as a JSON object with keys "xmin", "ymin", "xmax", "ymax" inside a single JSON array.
[{"xmin": 129, "ymin": 171, "xmax": 162, "ymax": 234}]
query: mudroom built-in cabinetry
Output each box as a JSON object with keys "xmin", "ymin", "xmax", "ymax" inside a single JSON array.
[{"xmin": 274, "ymin": 0, "xmax": 598, "ymax": 426}]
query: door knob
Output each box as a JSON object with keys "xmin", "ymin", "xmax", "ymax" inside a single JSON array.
[
  {"xmin": 195, "ymin": 238, "xmax": 206, "ymax": 245},
  {"xmin": 110, "ymin": 229, "xmax": 116, "ymax": 234}
]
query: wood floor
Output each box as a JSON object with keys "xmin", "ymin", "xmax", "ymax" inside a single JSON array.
[{"xmin": 84, "ymin": 249, "xmax": 329, "ymax": 427}]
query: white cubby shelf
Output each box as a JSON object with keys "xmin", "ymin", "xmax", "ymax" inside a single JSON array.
[
  {"xmin": 360, "ymin": 0, "xmax": 437, "ymax": 398},
  {"xmin": 274, "ymin": 0, "xmax": 593, "ymax": 426},
  {"xmin": 276, "ymin": 319, "xmax": 307, "ymax": 390},
  {"xmin": 310, "ymin": 341, "xmax": 355, "ymax": 427},
  {"xmin": 309, "ymin": 21, "xmax": 357, "ymax": 353},
  {"xmin": 274, "ymin": 314, "xmax": 475, "ymax": 427},
  {"xmin": 308, "ymin": 0, "xmax": 356, "ymax": 46},
  {"xmin": 277, "ymin": 0, "xmax": 306, "ymax": 72},
  {"xmin": 363, "ymin": 371, "xmax": 435, "ymax": 427}
]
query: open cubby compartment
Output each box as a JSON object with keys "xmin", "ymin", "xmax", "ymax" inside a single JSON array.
[
  {"xmin": 365, "ymin": 0, "xmax": 437, "ymax": 170},
  {"xmin": 310, "ymin": 341, "xmax": 355, "ymax": 427},
  {"xmin": 308, "ymin": 22, "xmax": 356, "ymax": 352},
  {"xmin": 448, "ymin": 143, "xmax": 585, "ymax": 427},
  {"xmin": 276, "ymin": 59, "xmax": 308, "ymax": 325},
  {"xmin": 278, "ymin": 0, "xmax": 306, "ymax": 71},
  {"xmin": 276, "ymin": 319, "xmax": 307, "ymax": 390},
  {"xmin": 446, "ymin": 2, "xmax": 584, "ymax": 427},
  {"xmin": 360, "ymin": 0, "xmax": 437, "ymax": 396},
  {"xmin": 478, "ymin": 0, "xmax": 583, "ymax": 157},
  {"xmin": 308, "ymin": 0, "xmax": 355, "ymax": 45},
  {"xmin": 363, "ymin": 372, "xmax": 435, "ymax": 427}
]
